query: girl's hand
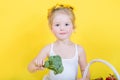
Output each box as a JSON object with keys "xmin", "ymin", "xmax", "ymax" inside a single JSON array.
[
  {"xmin": 77, "ymin": 78, "xmax": 82, "ymax": 80},
  {"xmin": 34, "ymin": 58, "xmax": 45, "ymax": 70}
]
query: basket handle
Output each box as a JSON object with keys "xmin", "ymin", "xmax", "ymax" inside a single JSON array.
[{"xmin": 82, "ymin": 59, "xmax": 120, "ymax": 80}]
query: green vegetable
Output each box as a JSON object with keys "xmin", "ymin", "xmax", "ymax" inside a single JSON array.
[{"xmin": 43, "ymin": 55, "xmax": 64, "ymax": 75}]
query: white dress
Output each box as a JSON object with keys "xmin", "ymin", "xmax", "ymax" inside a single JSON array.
[{"xmin": 43, "ymin": 43, "xmax": 79, "ymax": 80}]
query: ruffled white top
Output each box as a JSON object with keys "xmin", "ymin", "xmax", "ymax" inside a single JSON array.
[{"xmin": 43, "ymin": 43, "xmax": 79, "ymax": 80}]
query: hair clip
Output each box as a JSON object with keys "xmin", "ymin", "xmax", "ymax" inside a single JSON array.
[
  {"xmin": 53, "ymin": 4, "xmax": 74, "ymax": 10},
  {"xmin": 48, "ymin": 4, "xmax": 74, "ymax": 18}
]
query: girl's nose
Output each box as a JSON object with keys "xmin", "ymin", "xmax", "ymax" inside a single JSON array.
[{"xmin": 60, "ymin": 26, "xmax": 64, "ymax": 31}]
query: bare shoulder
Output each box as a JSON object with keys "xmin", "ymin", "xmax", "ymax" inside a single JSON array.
[
  {"xmin": 76, "ymin": 44, "xmax": 86, "ymax": 55},
  {"xmin": 41, "ymin": 44, "xmax": 51, "ymax": 52},
  {"xmin": 76, "ymin": 44, "xmax": 87, "ymax": 64},
  {"xmin": 37, "ymin": 44, "xmax": 52, "ymax": 58}
]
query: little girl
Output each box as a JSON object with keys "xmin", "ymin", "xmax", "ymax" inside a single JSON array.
[{"xmin": 28, "ymin": 4, "xmax": 89, "ymax": 80}]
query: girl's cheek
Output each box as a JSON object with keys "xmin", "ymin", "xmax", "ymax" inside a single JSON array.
[
  {"xmin": 67, "ymin": 28, "xmax": 73, "ymax": 33},
  {"xmin": 51, "ymin": 29, "xmax": 56, "ymax": 34},
  {"xmin": 52, "ymin": 28, "xmax": 59, "ymax": 33}
]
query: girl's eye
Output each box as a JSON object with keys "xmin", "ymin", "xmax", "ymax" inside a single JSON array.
[
  {"xmin": 65, "ymin": 23, "xmax": 69, "ymax": 26},
  {"xmin": 55, "ymin": 24, "xmax": 60, "ymax": 27}
]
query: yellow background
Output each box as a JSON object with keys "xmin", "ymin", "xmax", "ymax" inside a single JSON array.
[{"xmin": 0, "ymin": 0, "xmax": 120, "ymax": 80}]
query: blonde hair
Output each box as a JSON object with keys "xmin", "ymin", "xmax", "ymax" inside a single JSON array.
[{"xmin": 48, "ymin": 4, "xmax": 75, "ymax": 29}]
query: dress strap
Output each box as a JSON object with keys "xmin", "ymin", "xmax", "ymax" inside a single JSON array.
[
  {"xmin": 75, "ymin": 44, "xmax": 79, "ymax": 60},
  {"xmin": 49, "ymin": 43, "xmax": 54, "ymax": 56}
]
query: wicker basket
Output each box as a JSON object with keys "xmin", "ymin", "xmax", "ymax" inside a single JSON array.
[{"xmin": 82, "ymin": 59, "xmax": 120, "ymax": 80}]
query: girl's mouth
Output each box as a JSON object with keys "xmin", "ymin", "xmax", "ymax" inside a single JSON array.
[{"xmin": 59, "ymin": 32, "xmax": 66, "ymax": 35}]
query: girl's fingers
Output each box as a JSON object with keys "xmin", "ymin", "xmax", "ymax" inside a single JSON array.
[
  {"xmin": 42, "ymin": 60, "xmax": 45, "ymax": 66},
  {"xmin": 35, "ymin": 66, "xmax": 44, "ymax": 70},
  {"xmin": 37, "ymin": 60, "xmax": 40, "ymax": 66},
  {"xmin": 40, "ymin": 67, "xmax": 44, "ymax": 70},
  {"xmin": 36, "ymin": 67, "xmax": 40, "ymax": 70},
  {"xmin": 35, "ymin": 59, "xmax": 43, "ymax": 67},
  {"xmin": 35, "ymin": 59, "xmax": 39, "ymax": 66},
  {"xmin": 34, "ymin": 59, "xmax": 38, "ymax": 66}
]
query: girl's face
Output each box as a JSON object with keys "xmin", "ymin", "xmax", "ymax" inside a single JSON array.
[{"xmin": 51, "ymin": 12, "xmax": 74, "ymax": 40}]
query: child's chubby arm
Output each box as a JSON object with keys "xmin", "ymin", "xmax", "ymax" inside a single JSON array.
[
  {"xmin": 77, "ymin": 45, "xmax": 90, "ymax": 80},
  {"xmin": 27, "ymin": 44, "xmax": 51, "ymax": 73}
]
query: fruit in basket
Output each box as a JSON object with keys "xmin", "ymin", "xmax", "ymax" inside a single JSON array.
[
  {"xmin": 93, "ymin": 74, "xmax": 117, "ymax": 80},
  {"xmin": 106, "ymin": 74, "xmax": 117, "ymax": 80},
  {"xmin": 43, "ymin": 55, "xmax": 64, "ymax": 75}
]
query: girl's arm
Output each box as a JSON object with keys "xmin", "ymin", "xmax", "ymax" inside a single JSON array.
[
  {"xmin": 27, "ymin": 45, "xmax": 50, "ymax": 73},
  {"xmin": 77, "ymin": 45, "xmax": 90, "ymax": 80}
]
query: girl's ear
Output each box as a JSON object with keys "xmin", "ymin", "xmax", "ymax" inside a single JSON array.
[
  {"xmin": 51, "ymin": 29, "xmax": 53, "ymax": 33},
  {"xmin": 50, "ymin": 28, "xmax": 54, "ymax": 33},
  {"xmin": 73, "ymin": 28, "xmax": 76, "ymax": 33}
]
